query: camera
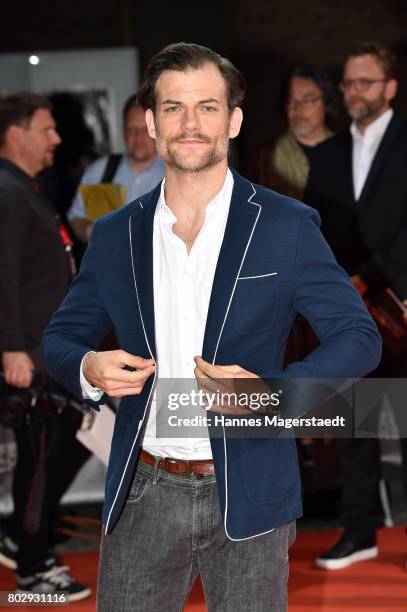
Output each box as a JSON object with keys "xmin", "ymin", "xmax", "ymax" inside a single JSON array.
[
  {"xmin": 0, "ymin": 373, "xmax": 88, "ymax": 429},
  {"xmin": 0, "ymin": 374, "xmax": 39, "ymax": 428}
]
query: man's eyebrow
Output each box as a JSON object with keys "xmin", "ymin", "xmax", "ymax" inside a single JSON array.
[
  {"xmin": 199, "ymin": 98, "xmax": 220, "ymax": 104},
  {"xmin": 161, "ymin": 98, "xmax": 221, "ymax": 105}
]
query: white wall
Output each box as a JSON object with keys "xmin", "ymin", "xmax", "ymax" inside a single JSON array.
[{"xmin": 0, "ymin": 47, "xmax": 140, "ymax": 151}]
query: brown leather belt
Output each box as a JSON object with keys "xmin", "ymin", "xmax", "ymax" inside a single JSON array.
[{"xmin": 139, "ymin": 449, "xmax": 215, "ymax": 476}]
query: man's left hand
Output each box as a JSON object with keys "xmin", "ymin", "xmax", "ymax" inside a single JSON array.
[{"xmin": 194, "ymin": 356, "xmax": 271, "ymax": 414}]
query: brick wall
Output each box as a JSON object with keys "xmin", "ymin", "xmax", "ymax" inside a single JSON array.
[{"xmin": 1, "ymin": 0, "xmax": 406, "ymax": 173}]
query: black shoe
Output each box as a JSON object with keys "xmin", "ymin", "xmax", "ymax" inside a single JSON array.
[
  {"xmin": 17, "ymin": 564, "xmax": 91, "ymax": 602},
  {"xmin": 315, "ymin": 532, "xmax": 378, "ymax": 570},
  {"xmin": 0, "ymin": 533, "xmax": 18, "ymax": 570}
]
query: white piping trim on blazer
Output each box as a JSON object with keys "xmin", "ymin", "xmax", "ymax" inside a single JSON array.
[
  {"xmin": 104, "ymin": 210, "xmax": 155, "ymax": 534},
  {"xmin": 212, "ymin": 183, "xmax": 276, "ymax": 541},
  {"xmin": 238, "ymin": 272, "xmax": 278, "ymax": 280}
]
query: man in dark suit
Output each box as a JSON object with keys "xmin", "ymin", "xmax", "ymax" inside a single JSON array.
[
  {"xmin": 305, "ymin": 42, "xmax": 407, "ymax": 569},
  {"xmin": 43, "ymin": 43, "xmax": 381, "ymax": 611},
  {"xmin": 0, "ymin": 93, "xmax": 91, "ymax": 600}
]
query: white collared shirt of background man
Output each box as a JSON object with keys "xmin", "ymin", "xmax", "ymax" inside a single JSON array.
[
  {"xmin": 80, "ymin": 169, "xmax": 234, "ymax": 460},
  {"xmin": 351, "ymin": 107, "xmax": 393, "ymax": 200}
]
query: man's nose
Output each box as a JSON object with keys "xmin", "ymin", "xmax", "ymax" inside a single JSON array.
[
  {"xmin": 182, "ymin": 109, "xmax": 199, "ymax": 131},
  {"xmin": 53, "ymin": 130, "xmax": 62, "ymax": 146}
]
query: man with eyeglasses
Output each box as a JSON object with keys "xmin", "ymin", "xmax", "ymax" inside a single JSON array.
[
  {"xmin": 260, "ymin": 67, "xmax": 335, "ymax": 200},
  {"xmin": 305, "ymin": 42, "xmax": 407, "ymax": 570},
  {"xmin": 68, "ymin": 95, "xmax": 163, "ymax": 243}
]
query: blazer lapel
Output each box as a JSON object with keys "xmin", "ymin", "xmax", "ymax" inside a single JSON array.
[
  {"xmin": 129, "ymin": 184, "xmax": 161, "ymax": 360},
  {"xmin": 202, "ymin": 170, "xmax": 261, "ymax": 364},
  {"xmin": 357, "ymin": 114, "xmax": 402, "ymax": 205},
  {"xmin": 129, "ymin": 172, "xmax": 262, "ymax": 365}
]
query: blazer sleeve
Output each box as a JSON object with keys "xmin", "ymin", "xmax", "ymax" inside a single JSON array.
[
  {"xmin": 261, "ymin": 209, "xmax": 382, "ymax": 381},
  {"xmin": 42, "ymin": 220, "xmax": 112, "ymax": 404},
  {"xmin": 0, "ymin": 187, "xmax": 29, "ymax": 351}
]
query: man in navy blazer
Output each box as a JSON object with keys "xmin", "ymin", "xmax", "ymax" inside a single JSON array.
[{"xmin": 43, "ymin": 43, "xmax": 381, "ymax": 611}]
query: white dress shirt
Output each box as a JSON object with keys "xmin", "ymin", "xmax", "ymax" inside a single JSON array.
[
  {"xmin": 351, "ymin": 108, "xmax": 393, "ymax": 200},
  {"xmin": 81, "ymin": 169, "xmax": 234, "ymax": 460}
]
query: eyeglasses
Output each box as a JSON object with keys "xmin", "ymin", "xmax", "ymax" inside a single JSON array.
[
  {"xmin": 339, "ymin": 78, "xmax": 388, "ymax": 92},
  {"xmin": 286, "ymin": 95, "xmax": 323, "ymax": 109}
]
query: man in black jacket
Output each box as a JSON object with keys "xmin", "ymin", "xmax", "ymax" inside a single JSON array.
[
  {"xmin": 0, "ymin": 92, "xmax": 91, "ymax": 600},
  {"xmin": 305, "ymin": 42, "xmax": 407, "ymax": 569}
]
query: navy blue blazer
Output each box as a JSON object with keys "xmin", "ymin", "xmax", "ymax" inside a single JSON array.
[{"xmin": 43, "ymin": 169, "xmax": 382, "ymax": 538}]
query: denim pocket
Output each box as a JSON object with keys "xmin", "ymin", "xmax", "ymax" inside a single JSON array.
[{"xmin": 127, "ymin": 469, "xmax": 152, "ymax": 504}]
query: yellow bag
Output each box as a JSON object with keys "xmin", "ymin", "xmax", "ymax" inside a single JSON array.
[{"xmin": 79, "ymin": 183, "xmax": 126, "ymax": 222}]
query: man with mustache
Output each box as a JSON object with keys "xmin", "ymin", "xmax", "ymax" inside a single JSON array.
[
  {"xmin": 0, "ymin": 92, "xmax": 91, "ymax": 600},
  {"xmin": 305, "ymin": 42, "xmax": 407, "ymax": 570},
  {"xmin": 261, "ymin": 67, "xmax": 335, "ymax": 200},
  {"xmin": 44, "ymin": 43, "xmax": 381, "ymax": 610}
]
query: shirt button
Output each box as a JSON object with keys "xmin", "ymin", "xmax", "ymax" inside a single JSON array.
[{"xmin": 194, "ymin": 448, "xmax": 198, "ymax": 453}]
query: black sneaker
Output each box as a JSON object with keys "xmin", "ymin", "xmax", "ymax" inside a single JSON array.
[
  {"xmin": 17, "ymin": 565, "xmax": 91, "ymax": 602},
  {"xmin": 315, "ymin": 532, "xmax": 378, "ymax": 570},
  {"xmin": 0, "ymin": 533, "xmax": 18, "ymax": 570}
]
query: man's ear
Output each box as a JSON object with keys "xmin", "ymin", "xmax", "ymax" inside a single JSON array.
[
  {"xmin": 385, "ymin": 78, "xmax": 398, "ymax": 103},
  {"xmin": 145, "ymin": 109, "xmax": 157, "ymax": 140},
  {"xmin": 228, "ymin": 107, "xmax": 243, "ymax": 139},
  {"xmin": 5, "ymin": 125, "xmax": 21, "ymax": 148}
]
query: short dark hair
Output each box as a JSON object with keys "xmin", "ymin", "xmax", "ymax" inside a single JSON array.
[
  {"xmin": 138, "ymin": 42, "xmax": 246, "ymax": 113},
  {"xmin": 122, "ymin": 93, "xmax": 141, "ymax": 123},
  {"xmin": 281, "ymin": 66, "xmax": 337, "ymax": 128},
  {"xmin": 0, "ymin": 91, "xmax": 53, "ymax": 147},
  {"xmin": 346, "ymin": 42, "xmax": 398, "ymax": 80}
]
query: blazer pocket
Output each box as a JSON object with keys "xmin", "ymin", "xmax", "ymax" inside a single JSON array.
[
  {"xmin": 243, "ymin": 438, "xmax": 295, "ymax": 504},
  {"xmin": 232, "ymin": 273, "xmax": 279, "ymax": 335}
]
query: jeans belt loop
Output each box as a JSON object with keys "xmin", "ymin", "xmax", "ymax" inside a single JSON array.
[{"xmin": 152, "ymin": 454, "xmax": 161, "ymax": 484}]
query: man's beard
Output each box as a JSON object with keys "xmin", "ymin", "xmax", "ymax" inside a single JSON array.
[
  {"xmin": 290, "ymin": 117, "xmax": 314, "ymax": 138},
  {"xmin": 346, "ymin": 93, "xmax": 386, "ymax": 121},
  {"xmin": 156, "ymin": 130, "xmax": 230, "ymax": 173}
]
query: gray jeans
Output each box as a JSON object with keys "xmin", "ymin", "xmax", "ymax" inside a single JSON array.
[{"xmin": 97, "ymin": 458, "xmax": 296, "ymax": 612}]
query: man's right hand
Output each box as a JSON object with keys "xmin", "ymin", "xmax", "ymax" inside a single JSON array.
[{"xmin": 82, "ymin": 350, "xmax": 155, "ymax": 398}]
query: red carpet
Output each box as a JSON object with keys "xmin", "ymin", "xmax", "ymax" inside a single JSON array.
[{"xmin": 1, "ymin": 527, "xmax": 406, "ymax": 611}]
